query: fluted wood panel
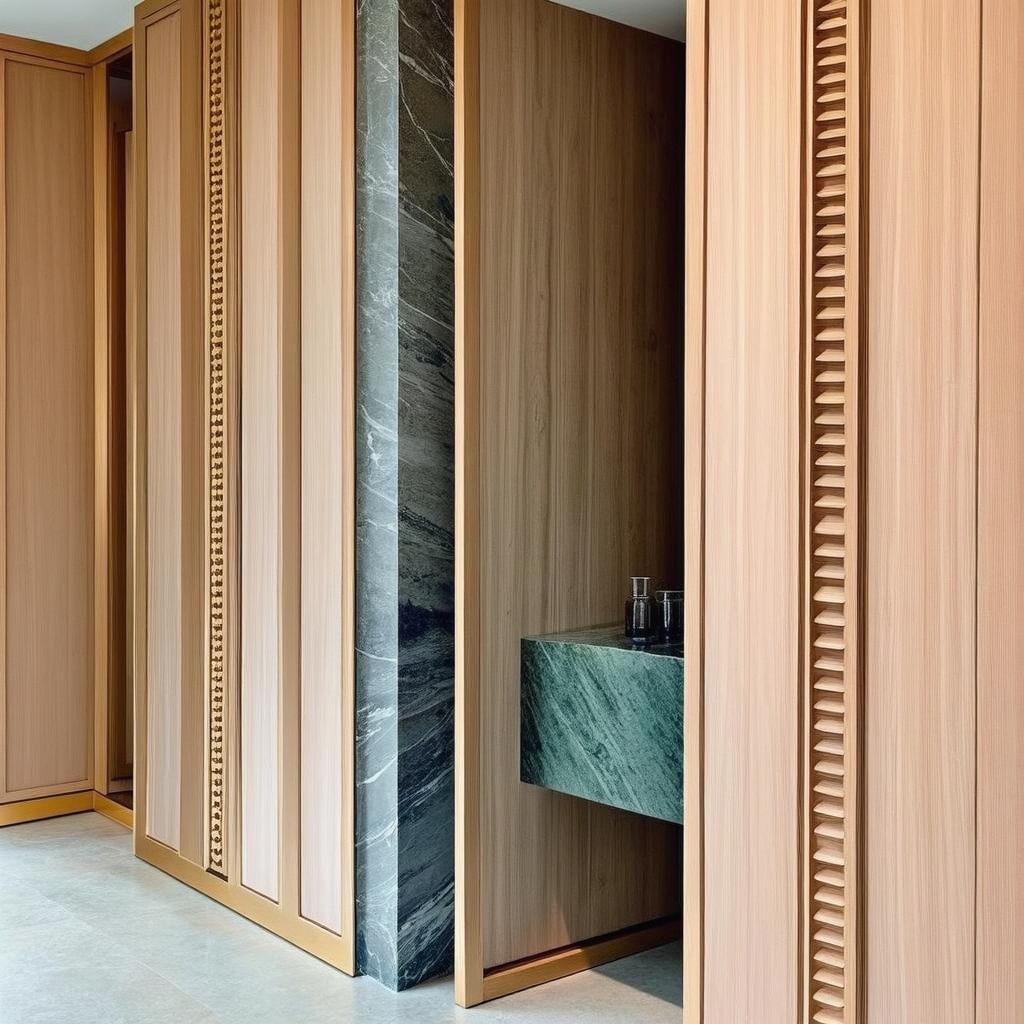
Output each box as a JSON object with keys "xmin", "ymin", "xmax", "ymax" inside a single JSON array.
[
  {"xmin": 1, "ymin": 57, "xmax": 93, "ymax": 800},
  {"xmin": 977, "ymin": 1, "xmax": 1024, "ymax": 1018},
  {"xmin": 865, "ymin": 1, "xmax": 979, "ymax": 1020},
  {"xmin": 803, "ymin": 2, "xmax": 862, "ymax": 1021}
]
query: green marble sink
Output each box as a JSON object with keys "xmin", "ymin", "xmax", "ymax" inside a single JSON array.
[{"xmin": 520, "ymin": 625, "xmax": 683, "ymax": 825}]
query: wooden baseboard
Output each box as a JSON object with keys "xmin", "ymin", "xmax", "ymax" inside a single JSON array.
[
  {"xmin": 478, "ymin": 915, "xmax": 681, "ymax": 1004},
  {"xmin": 0, "ymin": 791, "xmax": 95, "ymax": 827},
  {"xmin": 92, "ymin": 792, "xmax": 133, "ymax": 829},
  {"xmin": 135, "ymin": 835, "xmax": 356, "ymax": 976},
  {"xmin": 0, "ymin": 790, "xmax": 134, "ymax": 830}
]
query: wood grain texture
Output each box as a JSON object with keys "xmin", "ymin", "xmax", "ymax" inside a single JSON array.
[
  {"xmin": 454, "ymin": 0, "xmax": 482, "ymax": 1004},
  {"xmin": 865, "ymin": 1, "xmax": 979, "ymax": 1020},
  {"xmin": 298, "ymin": 0, "xmax": 355, "ymax": 935},
  {"xmin": 682, "ymin": 1, "xmax": 707, "ymax": 1020},
  {"xmin": 465, "ymin": 0, "xmax": 684, "ymax": 982},
  {"xmin": 143, "ymin": 10, "xmax": 184, "ymax": 849},
  {"xmin": 239, "ymin": 0, "xmax": 282, "ymax": 900},
  {"xmin": 802, "ymin": 2, "xmax": 865, "ymax": 1020},
  {"xmin": 239, "ymin": 0, "xmax": 301, "ymax": 903},
  {"xmin": 977, "ymin": 1, "xmax": 1024, "ymax": 1018},
  {"xmin": 2, "ymin": 58, "xmax": 93, "ymax": 800},
  {"xmin": 93, "ymin": 66, "xmax": 133, "ymax": 796},
  {"xmin": 176, "ymin": 0, "xmax": 206, "ymax": 869},
  {"xmin": 701, "ymin": 1, "xmax": 803, "ymax": 1021}
]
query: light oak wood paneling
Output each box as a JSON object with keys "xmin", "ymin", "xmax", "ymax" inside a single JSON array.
[
  {"xmin": 458, "ymin": 0, "xmax": 684, "ymax": 1002},
  {"xmin": 682, "ymin": 0, "xmax": 707, "ymax": 1018},
  {"xmin": 134, "ymin": 0, "xmax": 204, "ymax": 858},
  {"xmin": 133, "ymin": 0, "xmax": 354, "ymax": 973},
  {"xmin": 143, "ymin": 10, "xmax": 184, "ymax": 849},
  {"xmin": 239, "ymin": 0, "xmax": 300, "ymax": 903},
  {"xmin": 298, "ymin": 0, "xmax": 355, "ymax": 934},
  {"xmin": 865, "ymin": 2, "xmax": 979, "ymax": 1020},
  {"xmin": 701, "ymin": 3, "xmax": 803, "ymax": 1022},
  {"xmin": 2, "ymin": 57, "xmax": 93, "ymax": 799},
  {"xmin": 977, "ymin": 1, "xmax": 1024, "ymax": 1018}
]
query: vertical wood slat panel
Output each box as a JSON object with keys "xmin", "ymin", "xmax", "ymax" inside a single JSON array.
[
  {"xmin": 802, "ymin": 2, "xmax": 863, "ymax": 1021},
  {"xmin": 298, "ymin": 0, "xmax": 354, "ymax": 934},
  {"xmin": 144, "ymin": 11, "xmax": 184, "ymax": 849},
  {"xmin": 239, "ymin": 0, "xmax": 300, "ymax": 904},
  {"xmin": 977, "ymin": 0, "xmax": 1024, "ymax": 1018},
  {"xmin": 2, "ymin": 58, "xmax": 93, "ymax": 799},
  {"xmin": 701, "ymin": 1, "xmax": 803, "ymax": 1022},
  {"xmin": 865, "ymin": 1, "xmax": 979, "ymax": 1020}
]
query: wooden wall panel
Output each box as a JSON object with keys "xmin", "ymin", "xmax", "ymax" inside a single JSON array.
[
  {"xmin": 135, "ymin": 0, "xmax": 204, "ymax": 859},
  {"xmin": 2, "ymin": 58, "xmax": 93, "ymax": 799},
  {"xmin": 865, "ymin": 1, "xmax": 980, "ymax": 1020},
  {"xmin": 462, "ymin": 0, "xmax": 684, "ymax": 991},
  {"xmin": 298, "ymin": 0, "xmax": 354, "ymax": 933},
  {"xmin": 239, "ymin": 0, "xmax": 300, "ymax": 903},
  {"xmin": 133, "ymin": 0, "xmax": 354, "ymax": 973},
  {"xmin": 700, "ymin": 2, "xmax": 802, "ymax": 1020},
  {"xmin": 977, "ymin": 1, "xmax": 1024, "ymax": 1018},
  {"xmin": 143, "ymin": 10, "xmax": 184, "ymax": 848}
]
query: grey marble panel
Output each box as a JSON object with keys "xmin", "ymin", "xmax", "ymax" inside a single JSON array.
[{"xmin": 356, "ymin": 0, "xmax": 454, "ymax": 992}]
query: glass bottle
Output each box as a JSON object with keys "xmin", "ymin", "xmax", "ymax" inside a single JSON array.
[{"xmin": 625, "ymin": 576, "xmax": 656, "ymax": 644}]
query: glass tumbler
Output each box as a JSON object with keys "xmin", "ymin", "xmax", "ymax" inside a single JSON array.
[
  {"xmin": 625, "ymin": 576, "xmax": 656, "ymax": 644},
  {"xmin": 657, "ymin": 589, "xmax": 684, "ymax": 644}
]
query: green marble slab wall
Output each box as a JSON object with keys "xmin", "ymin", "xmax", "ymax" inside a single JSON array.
[{"xmin": 520, "ymin": 626, "xmax": 683, "ymax": 825}]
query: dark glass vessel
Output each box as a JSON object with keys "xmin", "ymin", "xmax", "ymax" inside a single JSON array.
[{"xmin": 624, "ymin": 576, "xmax": 656, "ymax": 644}]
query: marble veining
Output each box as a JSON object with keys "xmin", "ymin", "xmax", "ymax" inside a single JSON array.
[
  {"xmin": 356, "ymin": 0, "xmax": 454, "ymax": 992},
  {"xmin": 521, "ymin": 626, "xmax": 684, "ymax": 825}
]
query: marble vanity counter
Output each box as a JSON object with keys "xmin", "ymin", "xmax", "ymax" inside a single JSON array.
[{"xmin": 520, "ymin": 626, "xmax": 683, "ymax": 825}]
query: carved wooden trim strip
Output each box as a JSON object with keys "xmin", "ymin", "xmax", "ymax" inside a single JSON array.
[
  {"xmin": 205, "ymin": 0, "xmax": 227, "ymax": 879},
  {"xmin": 804, "ymin": 0, "xmax": 862, "ymax": 1021}
]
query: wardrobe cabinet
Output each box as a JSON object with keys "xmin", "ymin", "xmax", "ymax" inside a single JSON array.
[
  {"xmin": 131, "ymin": 0, "xmax": 356, "ymax": 973},
  {"xmin": 685, "ymin": 1, "xmax": 1024, "ymax": 1022}
]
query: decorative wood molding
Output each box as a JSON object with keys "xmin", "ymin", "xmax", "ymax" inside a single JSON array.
[
  {"xmin": 204, "ymin": 0, "xmax": 228, "ymax": 879},
  {"xmin": 803, "ymin": 1, "xmax": 863, "ymax": 1021}
]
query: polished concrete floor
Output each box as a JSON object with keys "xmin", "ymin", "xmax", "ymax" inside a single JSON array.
[{"xmin": 0, "ymin": 813, "xmax": 682, "ymax": 1023}]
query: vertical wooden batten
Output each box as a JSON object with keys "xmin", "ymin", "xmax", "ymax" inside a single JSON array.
[
  {"xmin": 204, "ymin": 0, "xmax": 230, "ymax": 880},
  {"xmin": 864, "ymin": 1, "xmax": 979, "ymax": 1020},
  {"xmin": 696, "ymin": 0, "xmax": 803, "ymax": 1019},
  {"xmin": 802, "ymin": 1, "xmax": 864, "ymax": 1022},
  {"xmin": 454, "ymin": 0, "xmax": 482, "ymax": 1006},
  {"xmin": 976, "ymin": 0, "xmax": 1024, "ymax": 1018},
  {"xmin": 682, "ymin": 0, "xmax": 707, "ymax": 1019},
  {"xmin": 298, "ymin": 0, "xmax": 356, "ymax": 938}
]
